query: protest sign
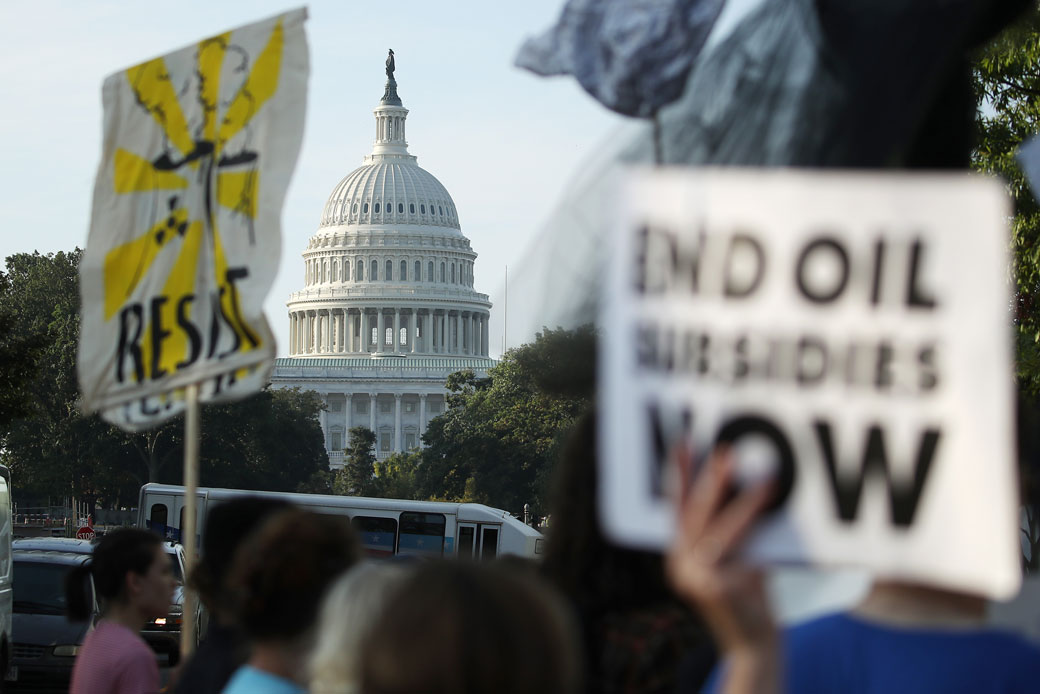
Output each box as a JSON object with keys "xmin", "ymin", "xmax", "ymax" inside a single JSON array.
[
  {"xmin": 598, "ymin": 169, "xmax": 1020, "ymax": 599},
  {"xmin": 78, "ymin": 8, "xmax": 308, "ymax": 431}
]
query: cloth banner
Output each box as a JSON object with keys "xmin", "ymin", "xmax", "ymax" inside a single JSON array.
[{"xmin": 78, "ymin": 8, "xmax": 308, "ymax": 431}]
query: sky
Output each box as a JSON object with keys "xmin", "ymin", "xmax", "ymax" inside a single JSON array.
[{"xmin": 0, "ymin": 0, "xmax": 757, "ymax": 359}]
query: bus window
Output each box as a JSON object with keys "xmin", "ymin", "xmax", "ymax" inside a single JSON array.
[
  {"xmin": 351, "ymin": 516, "xmax": 397, "ymax": 557},
  {"xmin": 148, "ymin": 501, "xmax": 168, "ymax": 536},
  {"xmin": 480, "ymin": 526, "xmax": 499, "ymax": 560},
  {"xmin": 398, "ymin": 512, "xmax": 445, "ymax": 558},
  {"xmin": 457, "ymin": 525, "xmax": 475, "ymax": 558}
]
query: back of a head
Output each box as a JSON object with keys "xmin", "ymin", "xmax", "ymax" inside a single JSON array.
[
  {"xmin": 360, "ymin": 561, "xmax": 582, "ymax": 694},
  {"xmin": 192, "ymin": 497, "xmax": 292, "ymax": 609},
  {"xmin": 310, "ymin": 561, "xmax": 414, "ymax": 694},
  {"xmin": 542, "ymin": 409, "xmax": 674, "ymax": 614},
  {"xmin": 66, "ymin": 528, "xmax": 161, "ymax": 621},
  {"xmin": 228, "ymin": 508, "xmax": 361, "ymax": 643}
]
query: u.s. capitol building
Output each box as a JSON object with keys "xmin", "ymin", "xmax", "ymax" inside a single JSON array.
[{"xmin": 271, "ymin": 56, "xmax": 494, "ymax": 468}]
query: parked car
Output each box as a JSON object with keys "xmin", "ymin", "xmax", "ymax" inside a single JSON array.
[
  {"xmin": 9, "ymin": 550, "xmax": 97, "ymax": 692},
  {"xmin": 10, "ymin": 537, "xmax": 201, "ymax": 666},
  {"xmin": 0, "ymin": 467, "xmax": 13, "ymax": 689}
]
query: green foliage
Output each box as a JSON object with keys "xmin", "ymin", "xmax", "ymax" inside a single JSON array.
[
  {"xmin": 415, "ymin": 325, "xmax": 595, "ymax": 516},
  {"xmin": 373, "ymin": 449, "xmax": 422, "ymax": 499},
  {"xmin": 0, "ymin": 249, "xmax": 329, "ymax": 505},
  {"xmin": 340, "ymin": 426, "xmax": 378, "ymax": 496},
  {"xmin": 973, "ymin": 6, "xmax": 1040, "ymax": 395}
]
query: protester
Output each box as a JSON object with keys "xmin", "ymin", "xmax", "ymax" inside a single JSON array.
[
  {"xmin": 309, "ymin": 561, "xmax": 413, "ymax": 694},
  {"xmin": 175, "ymin": 497, "xmax": 292, "ymax": 694},
  {"xmin": 543, "ymin": 410, "xmax": 715, "ymax": 693},
  {"xmin": 666, "ymin": 447, "xmax": 1040, "ymax": 694},
  {"xmin": 221, "ymin": 508, "xmax": 361, "ymax": 694},
  {"xmin": 360, "ymin": 561, "xmax": 582, "ymax": 694},
  {"xmin": 66, "ymin": 528, "xmax": 176, "ymax": 694}
]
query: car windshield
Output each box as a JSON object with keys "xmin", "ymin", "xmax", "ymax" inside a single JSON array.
[
  {"xmin": 13, "ymin": 562, "xmax": 77, "ymax": 615},
  {"xmin": 168, "ymin": 551, "xmax": 183, "ymax": 584}
]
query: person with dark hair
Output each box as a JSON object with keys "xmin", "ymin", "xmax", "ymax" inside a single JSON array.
[
  {"xmin": 66, "ymin": 528, "xmax": 176, "ymax": 694},
  {"xmin": 542, "ymin": 410, "xmax": 715, "ymax": 693},
  {"xmin": 221, "ymin": 508, "xmax": 361, "ymax": 694},
  {"xmin": 175, "ymin": 497, "xmax": 292, "ymax": 694},
  {"xmin": 360, "ymin": 561, "xmax": 582, "ymax": 694}
]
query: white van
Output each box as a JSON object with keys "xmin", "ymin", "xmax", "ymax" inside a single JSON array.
[
  {"xmin": 137, "ymin": 484, "xmax": 544, "ymax": 560},
  {"xmin": 0, "ymin": 466, "xmax": 13, "ymax": 682}
]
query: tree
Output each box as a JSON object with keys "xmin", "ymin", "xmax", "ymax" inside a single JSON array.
[
  {"xmin": 416, "ymin": 325, "xmax": 595, "ymax": 516},
  {"xmin": 340, "ymin": 426, "xmax": 378, "ymax": 496},
  {"xmin": 973, "ymin": 8, "xmax": 1040, "ymax": 572},
  {"xmin": 372, "ymin": 449, "xmax": 422, "ymax": 500},
  {"xmin": 0, "ymin": 249, "xmax": 330, "ymax": 506},
  {"xmin": 973, "ymin": 6, "xmax": 1040, "ymax": 395}
]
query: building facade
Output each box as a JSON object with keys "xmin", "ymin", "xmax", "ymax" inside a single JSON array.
[{"xmin": 270, "ymin": 63, "xmax": 494, "ymax": 468}]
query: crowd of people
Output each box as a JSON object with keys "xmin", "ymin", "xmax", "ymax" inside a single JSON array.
[{"xmin": 59, "ymin": 399, "xmax": 1040, "ymax": 694}]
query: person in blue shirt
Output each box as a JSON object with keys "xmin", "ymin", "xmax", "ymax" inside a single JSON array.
[{"xmin": 666, "ymin": 448, "xmax": 1040, "ymax": 694}]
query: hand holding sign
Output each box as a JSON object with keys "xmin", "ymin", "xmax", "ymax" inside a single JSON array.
[{"xmin": 666, "ymin": 446, "xmax": 779, "ymax": 694}]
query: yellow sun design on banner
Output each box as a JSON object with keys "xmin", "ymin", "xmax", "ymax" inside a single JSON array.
[{"xmin": 102, "ymin": 22, "xmax": 285, "ymax": 383}]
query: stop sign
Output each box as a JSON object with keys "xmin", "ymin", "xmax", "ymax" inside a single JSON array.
[{"xmin": 75, "ymin": 526, "xmax": 95, "ymax": 540}]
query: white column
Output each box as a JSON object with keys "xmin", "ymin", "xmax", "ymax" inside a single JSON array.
[
  {"xmin": 410, "ymin": 311, "xmax": 417, "ymax": 353},
  {"xmin": 362, "ymin": 311, "xmax": 371, "ymax": 352},
  {"xmin": 324, "ymin": 310, "xmax": 331, "ymax": 353},
  {"xmin": 393, "ymin": 309, "xmax": 400, "ymax": 354},
  {"xmin": 471, "ymin": 314, "xmax": 477, "ymax": 355},
  {"xmin": 345, "ymin": 394, "xmax": 352, "ymax": 448},
  {"xmin": 310, "ymin": 311, "xmax": 318, "ymax": 354},
  {"xmin": 419, "ymin": 393, "xmax": 427, "ymax": 446},
  {"xmin": 378, "ymin": 311, "xmax": 385, "ymax": 352},
  {"xmin": 369, "ymin": 393, "xmax": 376, "ymax": 432},
  {"xmin": 333, "ymin": 311, "xmax": 341, "ymax": 353},
  {"xmin": 394, "ymin": 393, "xmax": 402, "ymax": 453}
]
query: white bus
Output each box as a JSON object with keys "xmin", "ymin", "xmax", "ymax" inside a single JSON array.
[{"xmin": 136, "ymin": 484, "xmax": 544, "ymax": 560}]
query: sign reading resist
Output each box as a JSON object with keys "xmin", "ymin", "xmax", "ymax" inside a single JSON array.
[{"xmin": 598, "ymin": 169, "xmax": 1020, "ymax": 599}]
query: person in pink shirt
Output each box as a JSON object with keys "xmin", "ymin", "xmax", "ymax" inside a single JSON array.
[{"xmin": 66, "ymin": 528, "xmax": 176, "ymax": 694}]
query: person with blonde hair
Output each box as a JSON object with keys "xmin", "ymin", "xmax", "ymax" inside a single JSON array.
[{"xmin": 309, "ymin": 561, "xmax": 414, "ymax": 694}]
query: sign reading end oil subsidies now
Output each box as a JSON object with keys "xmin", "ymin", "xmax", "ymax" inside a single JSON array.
[{"xmin": 598, "ymin": 169, "xmax": 1020, "ymax": 599}]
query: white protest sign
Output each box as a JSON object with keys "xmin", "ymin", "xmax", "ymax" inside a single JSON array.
[{"xmin": 598, "ymin": 168, "xmax": 1020, "ymax": 599}]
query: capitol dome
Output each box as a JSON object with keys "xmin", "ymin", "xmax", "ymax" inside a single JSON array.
[
  {"xmin": 320, "ymin": 160, "xmax": 461, "ymax": 231},
  {"xmin": 274, "ymin": 52, "xmax": 495, "ymax": 466}
]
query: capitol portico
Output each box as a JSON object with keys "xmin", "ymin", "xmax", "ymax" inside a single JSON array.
[{"xmin": 270, "ymin": 55, "xmax": 495, "ymax": 467}]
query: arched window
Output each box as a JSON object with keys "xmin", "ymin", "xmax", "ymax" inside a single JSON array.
[
  {"xmin": 332, "ymin": 262, "xmax": 338, "ymax": 282},
  {"xmin": 363, "ymin": 203, "xmax": 369, "ymax": 213},
  {"xmin": 371, "ymin": 260, "xmax": 378, "ymax": 281},
  {"xmin": 374, "ymin": 202, "xmax": 380, "ymax": 213},
  {"xmin": 398, "ymin": 203, "xmax": 404, "ymax": 213},
  {"xmin": 414, "ymin": 260, "xmax": 421, "ymax": 281},
  {"xmin": 385, "ymin": 327, "xmax": 393, "ymax": 346},
  {"xmin": 385, "ymin": 260, "xmax": 393, "ymax": 281},
  {"xmin": 322, "ymin": 262, "xmax": 327, "ymax": 284},
  {"xmin": 421, "ymin": 204, "xmax": 426, "ymax": 214},
  {"xmin": 440, "ymin": 262, "xmax": 445, "ymax": 282},
  {"xmin": 357, "ymin": 260, "xmax": 364, "ymax": 281},
  {"xmin": 400, "ymin": 260, "xmax": 407, "ymax": 280},
  {"xmin": 371, "ymin": 327, "xmax": 378, "ymax": 346},
  {"xmin": 410, "ymin": 203, "xmax": 415, "ymax": 214},
  {"xmin": 400, "ymin": 327, "xmax": 407, "ymax": 345},
  {"xmin": 427, "ymin": 261, "xmax": 433, "ymax": 282},
  {"xmin": 344, "ymin": 260, "xmax": 351, "ymax": 281},
  {"xmin": 439, "ymin": 205, "xmax": 444, "ymax": 216},
  {"xmin": 451, "ymin": 263, "xmax": 455, "ymax": 283}
]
